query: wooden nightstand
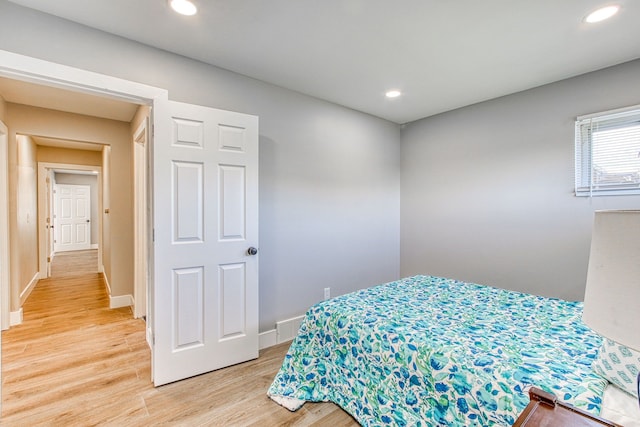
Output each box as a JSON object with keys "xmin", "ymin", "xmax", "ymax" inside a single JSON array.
[{"xmin": 513, "ymin": 387, "xmax": 622, "ymax": 427}]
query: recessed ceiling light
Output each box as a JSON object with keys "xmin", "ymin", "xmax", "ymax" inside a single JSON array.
[
  {"xmin": 585, "ymin": 5, "xmax": 619, "ymax": 23},
  {"xmin": 170, "ymin": 0, "xmax": 197, "ymax": 16},
  {"xmin": 386, "ymin": 90, "xmax": 402, "ymax": 98}
]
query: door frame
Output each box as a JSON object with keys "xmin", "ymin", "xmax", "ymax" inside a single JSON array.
[
  {"xmin": 0, "ymin": 119, "xmax": 9, "ymax": 331},
  {"xmin": 133, "ymin": 119, "xmax": 149, "ymax": 321},
  {"xmin": 0, "ymin": 49, "xmax": 169, "ymax": 400},
  {"xmin": 38, "ymin": 163, "xmax": 101, "ymax": 276}
]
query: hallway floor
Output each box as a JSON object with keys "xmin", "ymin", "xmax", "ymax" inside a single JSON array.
[{"xmin": 1, "ymin": 250, "xmax": 356, "ymax": 425}]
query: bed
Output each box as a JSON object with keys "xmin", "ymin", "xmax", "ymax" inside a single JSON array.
[{"xmin": 268, "ymin": 275, "xmax": 638, "ymax": 426}]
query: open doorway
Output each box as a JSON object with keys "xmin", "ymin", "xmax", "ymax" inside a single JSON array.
[
  {"xmin": 1, "ymin": 48, "xmax": 261, "ymax": 394},
  {"xmin": 0, "ymin": 75, "xmax": 151, "ymax": 323},
  {"xmin": 0, "ymin": 50, "xmax": 162, "ymax": 412},
  {"xmin": 37, "ymin": 160, "xmax": 104, "ymax": 280}
]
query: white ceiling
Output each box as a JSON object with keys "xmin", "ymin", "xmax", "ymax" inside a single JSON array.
[{"xmin": 6, "ymin": 0, "xmax": 640, "ymax": 124}]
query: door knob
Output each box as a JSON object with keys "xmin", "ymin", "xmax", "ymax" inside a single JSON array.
[{"xmin": 247, "ymin": 247, "xmax": 258, "ymax": 256}]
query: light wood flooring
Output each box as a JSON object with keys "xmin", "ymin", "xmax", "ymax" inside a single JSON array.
[{"xmin": 2, "ymin": 250, "xmax": 359, "ymax": 426}]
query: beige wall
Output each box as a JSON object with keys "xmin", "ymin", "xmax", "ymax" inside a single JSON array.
[
  {"xmin": 13, "ymin": 134, "xmax": 38, "ymax": 307},
  {"xmin": 37, "ymin": 146, "xmax": 102, "ymax": 166},
  {"xmin": 6, "ymin": 102, "xmax": 134, "ymax": 310},
  {"xmin": 0, "ymin": 94, "xmax": 6, "ymax": 120}
]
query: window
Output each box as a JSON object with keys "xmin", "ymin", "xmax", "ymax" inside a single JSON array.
[{"xmin": 575, "ymin": 105, "xmax": 640, "ymax": 196}]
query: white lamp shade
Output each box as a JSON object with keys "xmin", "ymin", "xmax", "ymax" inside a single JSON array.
[{"xmin": 582, "ymin": 210, "xmax": 640, "ymax": 351}]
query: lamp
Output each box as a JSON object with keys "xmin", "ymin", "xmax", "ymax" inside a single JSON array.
[{"xmin": 582, "ymin": 210, "xmax": 640, "ymax": 404}]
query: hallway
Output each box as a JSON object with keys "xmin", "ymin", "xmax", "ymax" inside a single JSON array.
[{"xmin": 1, "ymin": 249, "xmax": 150, "ymax": 424}]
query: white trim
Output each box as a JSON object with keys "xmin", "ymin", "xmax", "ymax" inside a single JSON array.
[
  {"xmin": 146, "ymin": 326, "xmax": 153, "ymax": 348},
  {"xmin": 19, "ymin": 272, "xmax": 40, "ymax": 306},
  {"xmin": 9, "ymin": 308, "xmax": 23, "ymax": 326},
  {"xmin": 0, "ymin": 119, "xmax": 9, "ymax": 330},
  {"xmin": 101, "ymin": 270, "xmax": 135, "ymax": 308},
  {"xmin": 259, "ymin": 329, "xmax": 277, "ymax": 350},
  {"xmin": 102, "ymin": 271, "xmax": 111, "ymax": 295},
  {"xmin": 575, "ymin": 106, "xmax": 640, "ymax": 197},
  {"xmin": 37, "ymin": 164, "xmax": 54, "ymax": 277},
  {"xmin": 276, "ymin": 315, "xmax": 305, "ymax": 343},
  {"xmin": 259, "ymin": 314, "xmax": 307, "ymax": 350},
  {"xmin": 91, "ymin": 243, "xmax": 99, "ymax": 249},
  {"xmin": 110, "ymin": 294, "xmax": 134, "ymax": 309},
  {"xmin": 133, "ymin": 118, "xmax": 149, "ymax": 320},
  {"xmin": 0, "ymin": 51, "xmax": 166, "ymax": 104},
  {"xmin": 259, "ymin": 313, "xmax": 309, "ymax": 350},
  {"xmin": 575, "ymin": 188, "xmax": 640, "ymax": 197},
  {"xmin": 577, "ymin": 103, "xmax": 640, "ymax": 121}
]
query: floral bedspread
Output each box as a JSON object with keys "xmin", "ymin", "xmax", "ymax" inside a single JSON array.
[{"xmin": 267, "ymin": 275, "xmax": 607, "ymax": 426}]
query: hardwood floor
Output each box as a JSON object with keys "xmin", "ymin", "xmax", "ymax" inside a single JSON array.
[{"xmin": 2, "ymin": 250, "xmax": 358, "ymax": 426}]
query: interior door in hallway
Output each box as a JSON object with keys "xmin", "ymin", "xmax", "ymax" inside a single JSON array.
[
  {"xmin": 152, "ymin": 101, "xmax": 259, "ymax": 386},
  {"xmin": 54, "ymin": 184, "xmax": 91, "ymax": 252}
]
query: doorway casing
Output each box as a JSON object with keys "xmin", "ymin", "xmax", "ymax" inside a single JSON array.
[
  {"xmin": 0, "ymin": 119, "xmax": 9, "ymax": 331},
  {"xmin": 133, "ymin": 118, "xmax": 149, "ymax": 322},
  {"xmin": 0, "ymin": 49, "xmax": 169, "ymax": 401},
  {"xmin": 38, "ymin": 162, "xmax": 103, "ymax": 280}
]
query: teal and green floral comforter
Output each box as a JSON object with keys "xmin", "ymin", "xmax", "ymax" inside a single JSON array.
[{"xmin": 268, "ymin": 275, "xmax": 607, "ymax": 426}]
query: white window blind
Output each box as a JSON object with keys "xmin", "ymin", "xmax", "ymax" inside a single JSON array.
[{"xmin": 575, "ymin": 105, "xmax": 640, "ymax": 196}]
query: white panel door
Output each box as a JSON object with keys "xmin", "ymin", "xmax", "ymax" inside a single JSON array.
[
  {"xmin": 54, "ymin": 184, "xmax": 91, "ymax": 252},
  {"xmin": 152, "ymin": 101, "xmax": 259, "ymax": 386}
]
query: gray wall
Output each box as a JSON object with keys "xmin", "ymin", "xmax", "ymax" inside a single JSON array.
[
  {"xmin": 6, "ymin": 0, "xmax": 636, "ymax": 329},
  {"xmin": 401, "ymin": 59, "xmax": 640, "ymax": 301},
  {"xmin": 54, "ymin": 173, "xmax": 99, "ymax": 246},
  {"xmin": 0, "ymin": 1, "xmax": 401, "ymax": 332}
]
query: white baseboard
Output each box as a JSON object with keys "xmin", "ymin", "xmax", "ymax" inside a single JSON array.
[
  {"xmin": 258, "ymin": 315, "xmax": 305, "ymax": 350},
  {"xmin": 91, "ymin": 243, "xmax": 98, "ymax": 249},
  {"xmin": 10, "ymin": 308, "xmax": 23, "ymax": 326},
  {"xmin": 110, "ymin": 294, "xmax": 134, "ymax": 309},
  {"xmin": 259, "ymin": 329, "xmax": 277, "ymax": 350},
  {"xmin": 19, "ymin": 272, "xmax": 40, "ymax": 305},
  {"xmin": 101, "ymin": 272, "xmax": 133, "ymax": 309},
  {"xmin": 276, "ymin": 315, "xmax": 304, "ymax": 344}
]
